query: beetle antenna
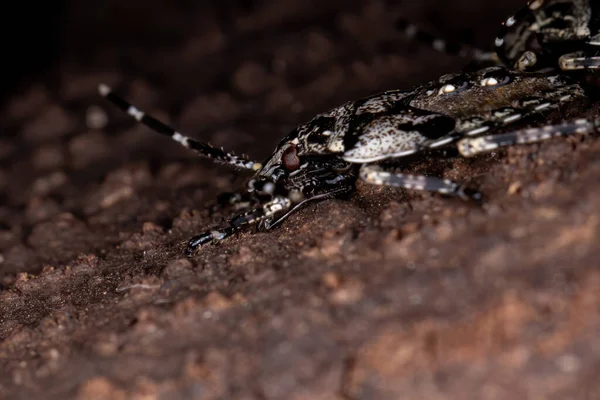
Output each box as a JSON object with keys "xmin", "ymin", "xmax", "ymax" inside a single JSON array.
[
  {"xmin": 394, "ymin": 17, "xmax": 498, "ymax": 63},
  {"xmin": 98, "ymin": 84, "xmax": 262, "ymax": 171}
]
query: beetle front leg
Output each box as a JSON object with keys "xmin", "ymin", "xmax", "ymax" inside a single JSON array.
[
  {"xmin": 359, "ymin": 164, "xmax": 482, "ymax": 202},
  {"xmin": 186, "ymin": 196, "xmax": 291, "ymax": 256},
  {"xmin": 186, "ymin": 226, "xmax": 237, "ymax": 255}
]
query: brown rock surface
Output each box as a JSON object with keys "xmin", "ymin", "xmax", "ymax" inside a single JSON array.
[{"xmin": 1, "ymin": 1, "xmax": 599, "ymax": 399}]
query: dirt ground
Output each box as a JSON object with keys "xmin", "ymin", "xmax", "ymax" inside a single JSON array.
[{"xmin": 1, "ymin": 1, "xmax": 600, "ymax": 399}]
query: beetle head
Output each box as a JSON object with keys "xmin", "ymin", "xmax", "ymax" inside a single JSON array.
[{"xmin": 247, "ymin": 133, "xmax": 355, "ymax": 204}]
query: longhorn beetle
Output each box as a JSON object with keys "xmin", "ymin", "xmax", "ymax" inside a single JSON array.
[{"xmin": 99, "ymin": 2, "xmax": 600, "ymax": 256}]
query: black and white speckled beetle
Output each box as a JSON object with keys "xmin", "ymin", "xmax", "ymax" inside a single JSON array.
[
  {"xmin": 99, "ymin": 66, "xmax": 598, "ymax": 255},
  {"xmin": 98, "ymin": 1, "xmax": 600, "ymax": 255},
  {"xmin": 494, "ymin": 0, "xmax": 600, "ymax": 71}
]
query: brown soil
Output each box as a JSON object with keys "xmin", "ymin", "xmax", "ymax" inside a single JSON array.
[{"xmin": 1, "ymin": 1, "xmax": 600, "ymax": 399}]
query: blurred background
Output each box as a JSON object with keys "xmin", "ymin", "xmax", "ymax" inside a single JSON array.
[
  {"xmin": 2, "ymin": 0, "xmax": 522, "ymax": 99},
  {"xmin": 0, "ymin": 0, "xmax": 524, "ymax": 226}
]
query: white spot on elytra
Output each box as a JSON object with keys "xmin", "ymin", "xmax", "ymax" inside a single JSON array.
[
  {"xmin": 439, "ymin": 84, "xmax": 456, "ymax": 94},
  {"xmin": 495, "ymin": 37, "xmax": 504, "ymax": 47},
  {"xmin": 481, "ymin": 77, "xmax": 499, "ymax": 86}
]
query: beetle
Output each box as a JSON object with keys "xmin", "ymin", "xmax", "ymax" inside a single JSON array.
[{"xmin": 99, "ymin": 61, "xmax": 598, "ymax": 255}]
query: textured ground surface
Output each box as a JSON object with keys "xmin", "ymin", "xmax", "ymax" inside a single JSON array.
[{"xmin": 1, "ymin": 1, "xmax": 600, "ymax": 399}]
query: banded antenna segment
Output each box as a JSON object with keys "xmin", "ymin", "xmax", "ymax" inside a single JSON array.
[{"xmin": 98, "ymin": 84, "xmax": 262, "ymax": 171}]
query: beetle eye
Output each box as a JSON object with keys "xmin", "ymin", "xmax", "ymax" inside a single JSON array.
[{"xmin": 282, "ymin": 144, "xmax": 300, "ymax": 171}]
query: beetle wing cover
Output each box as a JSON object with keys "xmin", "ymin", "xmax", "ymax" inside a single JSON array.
[{"xmin": 342, "ymin": 110, "xmax": 455, "ymax": 163}]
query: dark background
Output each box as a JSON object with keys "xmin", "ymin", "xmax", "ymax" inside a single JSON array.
[{"xmin": 1, "ymin": 1, "xmax": 600, "ymax": 399}]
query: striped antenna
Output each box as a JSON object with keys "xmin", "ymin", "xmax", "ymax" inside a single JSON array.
[
  {"xmin": 98, "ymin": 84, "xmax": 262, "ymax": 171},
  {"xmin": 394, "ymin": 18, "xmax": 498, "ymax": 63}
]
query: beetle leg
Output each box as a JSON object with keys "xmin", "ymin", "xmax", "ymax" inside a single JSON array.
[
  {"xmin": 559, "ymin": 53, "xmax": 600, "ymax": 70},
  {"xmin": 359, "ymin": 164, "xmax": 481, "ymax": 202},
  {"xmin": 425, "ymin": 84, "xmax": 585, "ymax": 148},
  {"xmin": 261, "ymin": 184, "xmax": 355, "ymax": 231},
  {"xmin": 186, "ymin": 196, "xmax": 291, "ymax": 256},
  {"xmin": 458, "ymin": 117, "xmax": 600, "ymax": 157}
]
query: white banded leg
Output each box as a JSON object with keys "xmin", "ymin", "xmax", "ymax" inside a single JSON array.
[
  {"xmin": 464, "ymin": 86, "xmax": 585, "ymax": 134},
  {"xmin": 261, "ymin": 183, "xmax": 355, "ymax": 231},
  {"xmin": 98, "ymin": 84, "xmax": 262, "ymax": 171},
  {"xmin": 559, "ymin": 53, "xmax": 600, "ymax": 70},
  {"xmin": 359, "ymin": 164, "xmax": 481, "ymax": 201},
  {"xmin": 425, "ymin": 86, "xmax": 584, "ymax": 149},
  {"xmin": 186, "ymin": 196, "xmax": 292, "ymax": 255},
  {"xmin": 458, "ymin": 118, "xmax": 600, "ymax": 157}
]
